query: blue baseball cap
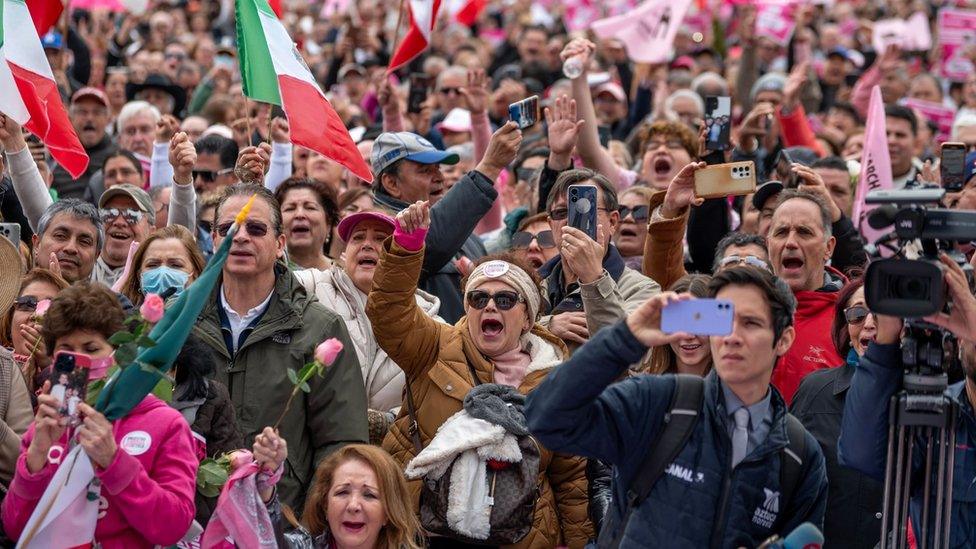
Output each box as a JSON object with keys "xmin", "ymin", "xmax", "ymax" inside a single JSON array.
[
  {"xmin": 41, "ymin": 31, "xmax": 63, "ymax": 50},
  {"xmin": 371, "ymin": 132, "xmax": 459, "ymax": 175}
]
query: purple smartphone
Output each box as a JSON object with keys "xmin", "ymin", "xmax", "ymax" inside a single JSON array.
[{"xmin": 661, "ymin": 298, "xmax": 734, "ymax": 336}]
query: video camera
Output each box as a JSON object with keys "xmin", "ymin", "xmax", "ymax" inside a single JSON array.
[{"xmin": 863, "ymin": 188, "xmax": 976, "ymax": 320}]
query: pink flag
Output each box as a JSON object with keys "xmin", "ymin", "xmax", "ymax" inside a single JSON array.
[
  {"xmin": 851, "ymin": 86, "xmax": 892, "ymax": 247},
  {"xmin": 591, "ymin": 0, "xmax": 693, "ymax": 64},
  {"xmin": 755, "ymin": 3, "xmax": 795, "ymax": 46}
]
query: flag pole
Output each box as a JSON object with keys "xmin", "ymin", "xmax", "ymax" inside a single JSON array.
[
  {"xmin": 58, "ymin": 0, "xmax": 71, "ymax": 54},
  {"xmin": 387, "ymin": 0, "xmax": 407, "ymax": 73}
]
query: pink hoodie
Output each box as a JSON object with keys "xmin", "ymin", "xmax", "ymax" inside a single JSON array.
[{"xmin": 2, "ymin": 395, "xmax": 198, "ymax": 548}]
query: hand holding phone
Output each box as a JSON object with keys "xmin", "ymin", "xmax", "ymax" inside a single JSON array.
[
  {"xmin": 941, "ymin": 142, "xmax": 967, "ymax": 192},
  {"xmin": 567, "ymin": 184, "xmax": 598, "ymax": 240},
  {"xmin": 694, "ymin": 161, "xmax": 757, "ymax": 199},
  {"xmin": 661, "ymin": 298, "xmax": 734, "ymax": 336},
  {"xmin": 509, "ymin": 95, "xmax": 540, "ymax": 129}
]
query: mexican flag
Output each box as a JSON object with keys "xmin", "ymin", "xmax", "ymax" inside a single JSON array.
[
  {"xmin": 236, "ymin": 0, "xmax": 372, "ymax": 182},
  {"xmin": 0, "ymin": 0, "xmax": 29, "ymax": 124},
  {"xmin": 3, "ymin": 0, "xmax": 88, "ymax": 178}
]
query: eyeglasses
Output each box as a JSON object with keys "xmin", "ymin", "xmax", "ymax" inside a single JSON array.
[
  {"xmin": 548, "ymin": 206, "xmax": 612, "ymax": 221},
  {"xmin": 193, "ymin": 168, "xmax": 234, "ymax": 183},
  {"xmin": 720, "ymin": 254, "xmax": 772, "ymax": 271},
  {"xmin": 511, "ymin": 230, "xmax": 556, "ymax": 249},
  {"xmin": 844, "ymin": 305, "xmax": 874, "ymax": 325},
  {"xmin": 617, "ymin": 205, "xmax": 650, "ymax": 221},
  {"xmin": 466, "ymin": 290, "xmax": 525, "ymax": 311},
  {"xmin": 99, "ymin": 208, "xmax": 144, "ymax": 224},
  {"xmin": 516, "ymin": 167, "xmax": 539, "ymax": 182},
  {"xmin": 215, "ymin": 220, "xmax": 270, "ymax": 238},
  {"xmin": 645, "ymin": 138, "xmax": 686, "ymax": 151},
  {"xmin": 14, "ymin": 295, "xmax": 39, "ymax": 312},
  {"xmin": 438, "ymin": 87, "xmax": 462, "ymax": 95}
]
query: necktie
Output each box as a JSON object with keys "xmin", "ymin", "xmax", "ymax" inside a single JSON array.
[{"xmin": 731, "ymin": 407, "xmax": 750, "ymax": 469}]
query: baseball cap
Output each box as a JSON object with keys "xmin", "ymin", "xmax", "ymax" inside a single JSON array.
[
  {"xmin": 99, "ymin": 184, "xmax": 154, "ymax": 215},
  {"xmin": 41, "ymin": 31, "xmax": 63, "ymax": 50},
  {"xmin": 339, "ymin": 63, "xmax": 367, "ymax": 80},
  {"xmin": 436, "ymin": 108, "xmax": 473, "ymax": 134},
  {"xmin": 337, "ymin": 211, "xmax": 396, "ymax": 242},
  {"xmin": 371, "ymin": 132, "xmax": 460, "ymax": 175},
  {"xmin": 594, "ymin": 82, "xmax": 627, "ymax": 103},
  {"xmin": 752, "ymin": 180, "xmax": 785, "ymax": 210},
  {"xmin": 670, "ymin": 56, "xmax": 696, "ymax": 71},
  {"xmin": 827, "ymin": 46, "xmax": 865, "ymax": 69},
  {"xmin": 71, "ymin": 87, "xmax": 109, "ymax": 108}
]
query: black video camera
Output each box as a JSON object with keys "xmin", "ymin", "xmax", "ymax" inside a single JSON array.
[{"xmin": 863, "ymin": 188, "xmax": 976, "ymax": 319}]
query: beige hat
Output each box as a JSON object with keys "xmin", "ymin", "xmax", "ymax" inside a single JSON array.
[{"xmin": 0, "ymin": 236, "xmax": 24, "ymax": 315}]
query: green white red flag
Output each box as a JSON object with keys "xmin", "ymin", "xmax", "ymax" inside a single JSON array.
[{"xmin": 236, "ymin": 0, "xmax": 372, "ymax": 182}]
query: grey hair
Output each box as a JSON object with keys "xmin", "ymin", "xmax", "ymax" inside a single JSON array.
[
  {"xmin": 36, "ymin": 199, "xmax": 104, "ymax": 254},
  {"xmin": 446, "ymin": 142, "xmax": 474, "ymax": 162},
  {"xmin": 691, "ymin": 72, "xmax": 730, "ymax": 98},
  {"xmin": 773, "ymin": 189, "xmax": 833, "ymax": 239},
  {"xmin": 952, "ymin": 112, "xmax": 976, "ymax": 140},
  {"xmin": 546, "ymin": 168, "xmax": 619, "ymax": 212},
  {"xmin": 664, "ymin": 89, "xmax": 704, "ymax": 121},
  {"xmin": 118, "ymin": 100, "xmax": 161, "ymax": 130}
]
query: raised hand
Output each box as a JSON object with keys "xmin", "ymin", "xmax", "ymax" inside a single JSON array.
[
  {"xmin": 270, "ymin": 117, "xmax": 290, "ymax": 144},
  {"xmin": 625, "ymin": 292, "xmax": 694, "ymax": 348},
  {"xmin": 560, "ymin": 225, "xmax": 606, "ymax": 284},
  {"xmin": 545, "ymin": 95, "xmax": 585, "ymax": 169},
  {"xmin": 661, "ymin": 161, "xmax": 707, "ymax": 218},
  {"xmin": 475, "ymin": 122, "xmax": 522, "ymax": 181},
  {"xmin": 155, "ymin": 114, "xmax": 180, "ymax": 144},
  {"xmin": 396, "ymin": 200, "xmax": 431, "ymax": 234},
  {"xmin": 459, "ymin": 69, "xmax": 489, "ymax": 116},
  {"xmin": 234, "ymin": 143, "xmax": 272, "ymax": 184},
  {"xmin": 782, "ymin": 61, "xmax": 809, "ymax": 112},
  {"xmin": 169, "ymin": 132, "xmax": 197, "ymax": 185},
  {"xmin": 0, "ymin": 114, "xmax": 26, "ymax": 152},
  {"xmin": 793, "ymin": 164, "xmax": 841, "ymax": 222}
]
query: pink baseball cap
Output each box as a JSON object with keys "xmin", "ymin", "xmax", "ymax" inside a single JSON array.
[
  {"xmin": 594, "ymin": 82, "xmax": 627, "ymax": 103},
  {"xmin": 71, "ymin": 87, "xmax": 109, "ymax": 108},
  {"xmin": 337, "ymin": 211, "xmax": 396, "ymax": 242},
  {"xmin": 436, "ymin": 108, "xmax": 473, "ymax": 133}
]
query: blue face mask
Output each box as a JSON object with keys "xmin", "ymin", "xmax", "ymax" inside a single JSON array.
[{"xmin": 141, "ymin": 266, "xmax": 190, "ymax": 298}]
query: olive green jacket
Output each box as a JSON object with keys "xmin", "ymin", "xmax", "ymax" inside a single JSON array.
[{"xmin": 192, "ymin": 266, "xmax": 368, "ymax": 511}]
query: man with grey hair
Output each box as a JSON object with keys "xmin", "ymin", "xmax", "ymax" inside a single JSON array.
[
  {"xmin": 691, "ymin": 71, "xmax": 731, "ymax": 99},
  {"xmin": 32, "ymin": 199, "xmax": 103, "ymax": 283},
  {"xmin": 766, "ymin": 189, "xmax": 844, "ymax": 403},
  {"xmin": 951, "ymin": 112, "xmax": 976, "ymax": 149},
  {"xmin": 118, "ymin": 101, "xmax": 161, "ymax": 164},
  {"xmin": 433, "ymin": 66, "xmax": 468, "ymax": 119}
]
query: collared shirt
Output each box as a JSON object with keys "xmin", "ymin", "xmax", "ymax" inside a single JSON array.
[
  {"xmin": 721, "ymin": 381, "xmax": 774, "ymax": 463},
  {"xmin": 91, "ymin": 256, "xmax": 124, "ymax": 287},
  {"xmin": 219, "ymin": 285, "xmax": 273, "ymax": 354}
]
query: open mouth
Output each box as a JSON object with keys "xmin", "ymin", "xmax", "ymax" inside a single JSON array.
[
  {"xmin": 429, "ymin": 187, "xmax": 444, "ymax": 200},
  {"xmin": 357, "ymin": 256, "xmax": 377, "ymax": 267},
  {"xmin": 289, "ymin": 222, "xmax": 311, "ymax": 237},
  {"xmin": 229, "ymin": 249, "xmax": 253, "ymax": 258},
  {"xmin": 342, "ymin": 521, "xmax": 365, "ymax": 533},
  {"xmin": 108, "ymin": 230, "xmax": 131, "ymax": 241},
  {"xmin": 653, "ymin": 157, "xmax": 673, "ymax": 176},
  {"xmin": 679, "ymin": 342, "xmax": 702, "ymax": 352},
  {"xmin": 619, "ymin": 227, "xmax": 638, "ymax": 238},
  {"xmin": 859, "ymin": 336, "xmax": 874, "ymax": 348},
  {"xmin": 781, "ymin": 257, "xmax": 804, "ymax": 272},
  {"xmin": 481, "ymin": 318, "xmax": 504, "ymax": 337}
]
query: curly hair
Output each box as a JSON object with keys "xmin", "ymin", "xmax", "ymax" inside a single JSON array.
[
  {"xmin": 633, "ymin": 120, "xmax": 698, "ymax": 161},
  {"xmin": 302, "ymin": 444, "xmax": 422, "ymax": 549},
  {"xmin": 42, "ymin": 282, "xmax": 125, "ymax": 357}
]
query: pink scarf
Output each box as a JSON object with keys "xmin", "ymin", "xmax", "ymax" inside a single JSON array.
[
  {"xmin": 201, "ymin": 451, "xmax": 279, "ymax": 549},
  {"xmin": 492, "ymin": 347, "xmax": 531, "ymax": 388}
]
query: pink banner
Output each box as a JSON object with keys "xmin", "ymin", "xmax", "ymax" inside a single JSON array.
[
  {"xmin": 591, "ymin": 0, "xmax": 693, "ymax": 64},
  {"xmin": 754, "ymin": 3, "xmax": 795, "ymax": 46},
  {"xmin": 852, "ymin": 86, "xmax": 893, "ymax": 247},
  {"xmin": 939, "ymin": 9, "xmax": 976, "ymax": 82},
  {"xmin": 551, "ymin": 0, "xmax": 638, "ymax": 33},
  {"xmin": 904, "ymin": 98, "xmax": 957, "ymax": 144},
  {"xmin": 872, "ymin": 13, "xmax": 931, "ymax": 53},
  {"xmin": 70, "ymin": 0, "xmax": 124, "ymax": 11}
]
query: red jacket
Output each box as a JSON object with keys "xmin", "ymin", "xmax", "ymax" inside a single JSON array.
[{"xmin": 773, "ymin": 287, "xmax": 843, "ymax": 404}]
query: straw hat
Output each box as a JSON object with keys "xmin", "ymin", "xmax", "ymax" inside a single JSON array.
[{"xmin": 0, "ymin": 236, "xmax": 24, "ymax": 314}]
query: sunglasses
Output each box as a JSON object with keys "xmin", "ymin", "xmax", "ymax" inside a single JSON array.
[
  {"xmin": 438, "ymin": 87, "xmax": 462, "ymax": 95},
  {"xmin": 548, "ymin": 206, "xmax": 612, "ymax": 221},
  {"xmin": 618, "ymin": 205, "xmax": 650, "ymax": 221},
  {"xmin": 193, "ymin": 168, "xmax": 234, "ymax": 183},
  {"xmin": 511, "ymin": 230, "xmax": 556, "ymax": 249},
  {"xmin": 215, "ymin": 220, "xmax": 270, "ymax": 238},
  {"xmin": 14, "ymin": 295, "xmax": 39, "ymax": 312},
  {"xmin": 99, "ymin": 208, "xmax": 143, "ymax": 224},
  {"xmin": 844, "ymin": 305, "xmax": 874, "ymax": 325},
  {"xmin": 720, "ymin": 254, "xmax": 772, "ymax": 272},
  {"xmin": 466, "ymin": 290, "xmax": 525, "ymax": 311}
]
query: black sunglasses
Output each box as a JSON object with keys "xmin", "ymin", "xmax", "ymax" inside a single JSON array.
[
  {"xmin": 193, "ymin": 168, "xmax": 233, "ymax": 183},
  {"xmin": 99, "ymin": 207, "xmax": 143, "ymax": 225},
  {"xmin": 438, "ymin": 87, "xmax": 462, "ymax": 95},
  {"xmin": 215, "ymin": 220, "xmax": 270, "ymax": 237},
  {"xmin": 14, "ymin": 295, "xmax": 39, "ymax": 312},
  {"xmin": 617, "ymin": 205, "xmax": 650, "ymax": 221},
  {"xmin": 844, "ymin": 305, "xmax": 873, "ymax": 325},
  {"xmin": 466, "ymin": 290, "xmax": 525, "ymax": 311},
  {"xmin": 511, "ymin": 230, "xmax": 556, "ymax": 249}
]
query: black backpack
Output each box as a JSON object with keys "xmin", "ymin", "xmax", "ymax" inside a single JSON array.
[{"xmin": 597, "ymin": 374, "xmax": 808, "ymax": 549}]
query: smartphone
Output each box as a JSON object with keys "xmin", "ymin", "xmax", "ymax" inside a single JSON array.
[
  {"xmin": 0, "ymin": 223, "xmax": 20, "ymax": 246},
  {"xmin": 407, "ymin": 73, "xmax": 431, "ymax": 114},
  {"xmin": 704, "ymin": 96, "xmax": 732, "ymax": 151},
  {"xmin": 567, "ymin": 184, "xmax": 598, "ymax": 240},
  {"xmin": 941, "ymin": 142, "xmax": 968, "ymax": 192},
  {"xmin": 661, "ymin": 298, "xmax": 734, "ymax": 336},
  {"xmin": 508, "ymin": 95, "xmax": 540, "ymax": 129},
  {"xmin": 49, "ymin": 352, "xmax": 100, "ymax": 425},
  {"xmin": 694, "ymin": 161, "xmax": 757, "ymax": 199},
  {"xmin": 777, "ymin": 149, "xmax": 798, "ymax": 189}
]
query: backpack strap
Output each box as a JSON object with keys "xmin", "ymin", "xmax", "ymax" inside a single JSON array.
[
  {"xmin": 601, "ymin": 374, "xmax": 704, "ymax": 549},
  {"xmin": 403, "ymin": 385, "xmax": 423, "ymax": 454},
  {"xmin": 777, "ymin": 413, "xmax": 807, "ymax": 527}
]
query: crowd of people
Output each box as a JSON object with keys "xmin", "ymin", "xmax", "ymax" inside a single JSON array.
[{"xmin": 2, "ymin": 0, "xmax": 976, "ymax": 547}]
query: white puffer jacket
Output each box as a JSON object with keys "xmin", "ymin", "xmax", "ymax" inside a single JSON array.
[{"xmin": 294, "ymin": 267, "xmax": 443, "ymax": 412}]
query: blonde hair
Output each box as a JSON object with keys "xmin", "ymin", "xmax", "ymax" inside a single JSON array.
[
  {"xmin": 119, "ymin": 225, "xmax": 205, "ymax": 306},
  {"xmin": 302, "ymin": 445, "xmax": 422, "ymax": 549}
]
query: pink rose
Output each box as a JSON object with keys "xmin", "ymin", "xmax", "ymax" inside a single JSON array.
[
  {"xmin": 314, "ymin": 338, "xmax": 344, "ymax": 366},
  {"xmin": 34, "ymin": 299, "xmax": 51, "ymax": 318},
  {"xmin": 140, "ymin": 294, "xmax": 165, "ymax": 323}
]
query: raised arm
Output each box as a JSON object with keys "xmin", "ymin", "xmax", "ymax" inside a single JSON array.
[
  {"xmin": 0, "ymin": 116, "xmax": 51, "ymax": 231},
  {"xmin": 166, "ymin": 132, "xmax": 197, "ymax": 231},
  {"xmin": 462, "ymin": 69, "xmax": 503, "ymax": 235},
  {"xmin": 150, "ymin": 115, "xmax": 179, "ymax": 189},
  {"xmin": 265, "ymin": 118, "xmax": 294, "ymax": 192},
  {"xmin": 643, "ymin": 162, "xmax": 706, "ymax": 287}
]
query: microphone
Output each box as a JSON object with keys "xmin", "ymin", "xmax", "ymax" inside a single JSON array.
[
  {"xmin": 867, "ymin": 204, "xmax": 899, "ymax": 230},
  {"xmin": 755, "ymin": 522, "xmax": 824, "ymax": 549}
]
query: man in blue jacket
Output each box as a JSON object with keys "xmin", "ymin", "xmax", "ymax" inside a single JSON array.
[
  {"xmin": 525, "ymin": 266, "xmax": 827, "ymax": 548},
  {"xmin": 839, "ymin": 254, "xmax": 976, "ymax": 548}
]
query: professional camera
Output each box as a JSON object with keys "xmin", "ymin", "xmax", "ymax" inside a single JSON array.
[{"xmin": 863, "ymin": 188, "xmax": 976, "ymax": 319}]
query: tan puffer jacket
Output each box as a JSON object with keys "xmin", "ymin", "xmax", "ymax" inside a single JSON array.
[{"xmin": 366, "ymin": 239, "xmax": 594, "ymax": 549}]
